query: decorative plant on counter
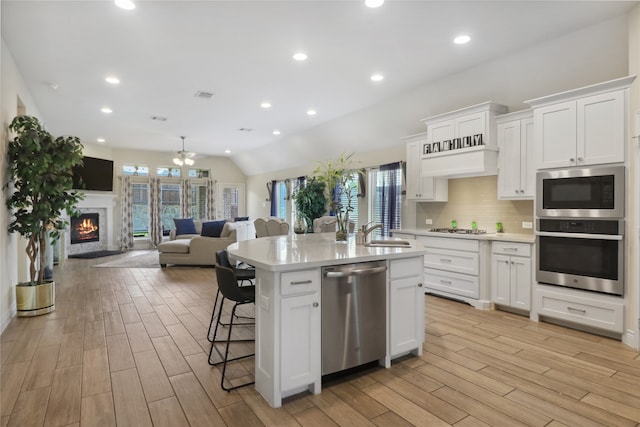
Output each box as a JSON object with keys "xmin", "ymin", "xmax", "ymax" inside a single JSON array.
[
  {"xmin": 291, "ymin": 176, "xmax": 326, "ymax": 233},
  {"xmin": 6, "ymin": 115, "xmax": 84, "ymax": 286},
  {"xmin": 313, "ymin": 152, "xmax": 362, "ymax": 241}
]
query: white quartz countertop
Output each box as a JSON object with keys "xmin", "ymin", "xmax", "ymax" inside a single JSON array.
[
  {"xmin": 391, "ymin": 228, "xmax": 535, "ymax": 244},
  {"xmin": 227, "ymin": 233, "xmax": 427, "ymax": 272}
]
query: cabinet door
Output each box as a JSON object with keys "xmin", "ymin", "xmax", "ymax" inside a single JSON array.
[
  {"xmin": 535, "ymin": 101, "xmax": 577, "ymax": 169},
  {"xmin": 427, "ymin": 120, "xmax": 454, "ymax": 146},
  {"xmin": 406, "ymin": 141, "xmax": 423, "ymax": 200},
  {"xmin": 455, "ymin": 112, "xmax": 486, "ymax": 140},
  {"xmin": 280, "ymin": 293, "xmax": 321, "ymax": 391},
  {"xmin": 510, "ymin": 256, "xmax": 531, "ymax": 310},
  {"xmin": 491, "ymin": 254, "xmax": 511, "ymax": 305},
  {"xmin": 520, "ymin": 118, "xmax": 535, "ymax": 198},
  {"xmin": 497, "ymin": 120, "xmax": 522, "ymax": 199},
  {"xmin": 389, "ymin": 276, "xmax": 423, "ymax": 357},
  {"xmin": 577, "ymin": 90, "xmax": 625, "ymax": 166}
]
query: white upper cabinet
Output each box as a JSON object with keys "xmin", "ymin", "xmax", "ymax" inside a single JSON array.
[
  {"xmin": 526, "ymin": 76, "xmax": 635, "ymax": 170},
  {"xmin": 496, "ymin": 110, "xmax": 534, "ymax": 199},
  {"xmin": 403, "ymin": 133, "xmax": 448, "ymax": 201}
]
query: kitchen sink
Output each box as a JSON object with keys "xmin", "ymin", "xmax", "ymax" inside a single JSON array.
[{"xmin": 364, "ymin": 239, "xmax": 412, "ymax": 248}]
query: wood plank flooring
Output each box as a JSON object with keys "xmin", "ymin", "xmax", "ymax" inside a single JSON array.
[{"xmin": 1, "ymin": 252, "xmax": 639, "ymax": 426}]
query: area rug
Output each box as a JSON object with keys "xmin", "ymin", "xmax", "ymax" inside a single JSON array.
[
  {"xmin": 93, "ymin": 251, "xmax": 161, "ymax": 268},
  {"xmin": 69, "ymin": 250, "xmax": 124, "ymax": 259}
]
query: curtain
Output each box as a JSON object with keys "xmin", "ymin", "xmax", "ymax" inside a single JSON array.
[
  {"xmin": 357, "ymin": 168, "xmax": 366, "ymax": 198},
  {"xmin": 269, "ymin": 179, "xmax": 277, "ymax": 216},
  {"xmin": 119, "ymin": 175, "xmax": 134, "ymax": 250},
  {"xmin": 181, "ymin": 178, "xmax": 192, "ymax": 218},
  {"xmin": 206, "ymin": 178, "xmax": 216, "ymax": 219},
  {"xmin": 378, "ymin": 162, "xmax": 402, "ymax": 237},
  {"xmin": 149, "ymin": 177, "xmax": 163, "ymax": 247}
]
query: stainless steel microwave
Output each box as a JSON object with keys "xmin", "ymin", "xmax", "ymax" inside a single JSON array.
[{"xmin": 536, "ymin": 165, "xmax": 625, "ymax": 218}]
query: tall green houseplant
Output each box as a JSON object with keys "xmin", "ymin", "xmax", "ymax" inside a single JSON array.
[
  {"xmin": 6, "ymin": 115, "xmax": 84, "ymax": 287},
  {"xmin": 291, "ymin": 177, "xmax": 326, "ymax": 233}
]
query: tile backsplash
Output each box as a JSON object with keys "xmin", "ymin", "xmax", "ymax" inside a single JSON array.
[{"xmin": 415, "ymin": 176, "xmax": 534, "ymax": 234}]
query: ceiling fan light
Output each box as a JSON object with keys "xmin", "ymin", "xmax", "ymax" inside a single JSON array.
[
  {"xmin": 173, "ymin": 158, "xmax": 183, "ymax": 166},
  {"xmin": 185, "ymin": 158, "xmax": 195, "ymax": 166}
]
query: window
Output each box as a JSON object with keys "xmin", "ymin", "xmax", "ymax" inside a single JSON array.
[
  {"xmin": 339, "ymin": 172, "xmax": 360, "ymax": 230},
  {"xmin": 274, "ymin": 180, "xmax": 288, "ymax": 219},
  {"xmin": 123, "ymin": 164, "xmax": 149, "ymax": 176},
  {"xmin": 132, "ymin": 183, "xmax": 149, "ymax": 237},
  {"xmin": 190, "ymin": 183, "xmax": 207, "ymax": 220},
  {"xmin": 217, "ymin": 183, "xmax": 245, "ymax": 220},
  {"xmin": 157, "ymin": 167, "xmax": 181, "ymax": 177},
  {"xmin": 188, "ymin": 168, "xmax": 210, "ymax": 178},
  {"xmin": 369, "ymin": 163, "xmax": 402, "ymax": 238},
  {"xmin": 160, "ymin": 183, "xmax": 181, "ymax": 235}
]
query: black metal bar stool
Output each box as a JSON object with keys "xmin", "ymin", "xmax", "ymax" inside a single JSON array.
[{"xmin": 207, "ymin": 265, "xmax": 256, "ymax": 391}]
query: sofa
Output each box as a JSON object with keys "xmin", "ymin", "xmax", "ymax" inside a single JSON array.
[{"xmin": 158, "ymin": 219, "xmax": 255, "ymax": 267}]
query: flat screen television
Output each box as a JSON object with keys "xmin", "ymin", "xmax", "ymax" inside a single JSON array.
[{"xmin": 72, "ymin": 156, "xmax": 114, "ymax": 192}]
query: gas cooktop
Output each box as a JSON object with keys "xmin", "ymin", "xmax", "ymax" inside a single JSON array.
[{"xmin": 428, "ymin": 228, "xmax": 487, "ymax": 234}]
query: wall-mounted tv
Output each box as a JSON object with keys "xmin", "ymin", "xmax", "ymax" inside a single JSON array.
[{"xmin": 72, "ymin": 156, "xmax": 114, "ymax": 192}]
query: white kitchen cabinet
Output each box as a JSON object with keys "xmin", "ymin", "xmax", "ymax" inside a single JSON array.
[
  {"xmin": 496, "ymin": 111, "xmax": 534, "ymax": 199},
  {"xmin": 420, "ymin": 102, "xmax": 507, "ymax": 178},
  {"xmin": 389, "ymin": 257, "xmax": 424, "ymax": 358},
  {"xmin": 526, "ymin": 77, "xmax": 634, "ymax": 170},
  {"xmin": 403, "ymin": 133, "xmax": 448, "ymax": 201},
  {"xmin": 491, "ymin": 241, "xmax": 532, "ymax": 311},
  {"xmin": 280, "ymin": 291, "xmax": 321, "ymax": 391}
]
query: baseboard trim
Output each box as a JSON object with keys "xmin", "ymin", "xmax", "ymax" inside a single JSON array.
[
  {"xmin": 1, "ymin": 302, "xmax": 17, "ymax": 335},
  {"xmin": 622, "ymin": 329, "xmax": 638, "ymax": 350}
]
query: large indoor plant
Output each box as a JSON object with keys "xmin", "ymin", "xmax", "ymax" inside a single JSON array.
[
  {"xmin": 6, "ymin": 115, "xmax": 84, "ymax": 316},
  {"xmin": 291, "ymin": 176, "xmax": 326, "ymax": 233},
  {"xmin": 313, "ymin": 152, "xmax": 361, "ymax": 241}
]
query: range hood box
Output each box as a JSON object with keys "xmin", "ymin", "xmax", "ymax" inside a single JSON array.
[{"xmin": 421, "ymin": 145, "xmax": 498, "ymax": 178}]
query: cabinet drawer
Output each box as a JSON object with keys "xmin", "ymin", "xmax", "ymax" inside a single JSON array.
[
  {"xmin": 390, "ymin": 257, "xmax": 423, "ymax": 280},
  {"xmin": 281, "ymin": 269, "xmax": 321, "ymax": 296},
  {"xmin": 424, "ymin": 268, "xmax": 479, "ymax": 299},
  {"xmin": 537, "ymin": 288, "xmax": 623, "ymax": 333},
  {"xmin": 492, "ymin": 241, "xmax": 531, "ymax": 257},
  {"xmin": 416, "ymin": 236, "xmax": 479, "ymax": 252},
  {"xmin": 424, "ymin": 247, "xmax": 478, "ymax": 275}
]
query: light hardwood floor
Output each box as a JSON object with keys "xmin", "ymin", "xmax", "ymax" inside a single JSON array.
[{"xmin": 1, "ymin": 253, "xmax": 640, "ymax": 426}]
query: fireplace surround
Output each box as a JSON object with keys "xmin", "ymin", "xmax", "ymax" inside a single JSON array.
[{"xmin": 66, "ymin": 193, "xmax": 117, "ymax": 256}]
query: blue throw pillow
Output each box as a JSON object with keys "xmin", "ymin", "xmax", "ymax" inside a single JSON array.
[
  {"xmin": 173, "ymin": 218, "xmax": 196, "ymax": 235},
  {"xmin": 201, "ymin": 220, "xmax": 227, "ymax": 237}
]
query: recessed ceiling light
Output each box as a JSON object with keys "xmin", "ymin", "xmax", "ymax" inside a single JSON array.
[
  {"xmin": 260, "ymin": 102, "xmax": 272, "ymax": 109},
  {"xmin": 293, "ymin": 52, "xmax": 308, "ymax": 61},
  {"xmin": 273, "ymin": 130, "xmax": 281, "ymax": 135},
  {"xmin": 105, "ymin": 76, "xmax": 120, "ymax": 84},
  {"xmin": 365, "ymin": 0, "xmax": 384, "ymax": 8},
  {"xmin": 225, "ymin": 149, "xmax": 231, "ymax": 154},
  {"xmin": 101, "ymin": 107, "xmax": 113, "ymax": 114},
  {"xmin": 307, "ymin": 109, "xmax": 317, "ymax": 116},
  {"xmin": 97, "ymin": 138, "xmax": 106, "ymax": 143},
  {"xmin": 454, "ymin": 35, "xmax": 471, "ymax": 45},
  {"xmin": 371, "ymin": 74, "xmax": 384, "ymax": 82},
  {"xmin": 114, "ymin": 0, "xmax": 135, "ymax": 10}
]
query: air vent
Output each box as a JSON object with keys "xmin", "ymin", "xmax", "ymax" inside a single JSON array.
[
  {"xmin": 150, "ymin": 116, "xmax": 167, "ymax": 121},
  {"xmin": 194, "ymin": 90, "xmax": 215, "ymax": 99},
  {"xmin": 238, "ymin": 128, "xmax": 253, "ymax": 132}
]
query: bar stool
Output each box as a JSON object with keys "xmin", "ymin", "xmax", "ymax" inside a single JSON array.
[
  {"xmin": 207, "ymin": 250, "xmax": 255, "ymax": 342},
  {"xmin": 207, "ymin": 265, "xmax": 256, "ymax": 391}
]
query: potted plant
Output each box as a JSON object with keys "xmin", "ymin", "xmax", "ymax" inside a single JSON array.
[
  {"xmin": 291, "ymin": 177, "xmax": 326, "ymax": 233},
  {"xmin": 313, "ymin": 152, "xmax": 361, "ymax": 241},
  {"xmin": 6, "ymin": 115, "xmax": 84, "ymax": 316}
]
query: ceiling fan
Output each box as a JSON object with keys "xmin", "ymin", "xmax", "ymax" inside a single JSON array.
[{"xmin": 173, "ymin": 136, "xmax": 196, "ymax": 166}]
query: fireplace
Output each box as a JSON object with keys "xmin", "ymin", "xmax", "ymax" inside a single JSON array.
[{"xmin": 70, "ymin": 213, "xmax": 99, "ymax": 244}]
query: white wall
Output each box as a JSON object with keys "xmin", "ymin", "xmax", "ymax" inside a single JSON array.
[{"xmin": 1, "ymin": 39, "xmax": 43, "ymax": 331}]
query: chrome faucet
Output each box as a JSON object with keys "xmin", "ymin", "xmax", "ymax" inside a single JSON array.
[{"xmin": 362, "ymin": 222, "xmax": 383, "ymax": 242}]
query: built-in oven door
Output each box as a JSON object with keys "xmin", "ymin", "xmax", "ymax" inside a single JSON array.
[{"xmin": 536, "ymin": 231, "xmax": 623, "ymax": 296}]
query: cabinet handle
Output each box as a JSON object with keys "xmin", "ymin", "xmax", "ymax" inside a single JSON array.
[
  {"xmin": 440, "ymin": 280, "xmax": 452, "ymax": 285},
  {"xmin": 503, "ymin": 248, "xmax": 518, "ymax": 252},
  {"xmin": 567, "ymin": 306, "xmax": 586, "ymax": 314},
  {"xmin": 313, "ymin": 302, "xmax": 319, "ymax": 308},
  {"xmin": 290, "ymin": 280, "xmax": 313, "ymax": 285},
  {"xmin": 577, "ymin": 157, "xmax": 583, "ymax": 162},
  {"xmin": 440, "ymin": 258, "xmax": 452, "ymax": 263},
  {"xmin": 570, "ymin": 157, "xmax": 575, "ymax": 162},
  {"xmin": 418, "ymin": 283, "xmax": 423, "ymax": 287}
]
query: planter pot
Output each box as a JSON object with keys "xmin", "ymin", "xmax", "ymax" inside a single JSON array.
[{"xmin": 16, "ymin": 281, "xmax": 55, "ymax": 317}]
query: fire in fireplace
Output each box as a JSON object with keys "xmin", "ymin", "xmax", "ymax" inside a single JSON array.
[{"xmin": 70, "ymin": 213, "xmax": 99, "ymax": 244}]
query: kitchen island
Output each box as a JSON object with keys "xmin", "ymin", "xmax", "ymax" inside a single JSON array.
[{"xmin": 227, "ymin": 233, "xmax": 427, "ymax": 407}]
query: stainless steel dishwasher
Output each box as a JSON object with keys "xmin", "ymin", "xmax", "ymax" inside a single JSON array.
[{"xmin": 321, "ymin": 260, "xmax": 387, "ymax": 376}]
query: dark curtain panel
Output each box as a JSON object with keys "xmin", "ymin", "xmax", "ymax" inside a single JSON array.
[
  {"xmin": 379, "ymin": 162, "xmax": 402, "ymax": 236},
  {"xmin": 269, "ymin": 179, "xmax": 277, "ymax": 216},
  {"xmin": 357, "ymin": 168, "xmax": 366, "ymax": 198},
  {"xmin": 297, "ymin": 176, "xmax": 306, "ymax": 189}
]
